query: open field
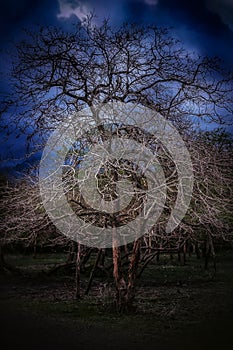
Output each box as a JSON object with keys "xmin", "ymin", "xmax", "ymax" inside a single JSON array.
[{"xmin": 0, "ymin": 251, "xmax": 233, "ymax": 349}]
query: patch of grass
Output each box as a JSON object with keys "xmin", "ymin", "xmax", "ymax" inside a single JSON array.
[
  {"xmin": 7, "ymin": 253, "xmax": 67, "ymax": 266},
  {"xmin": 138, "ymin": 255, "xmax": 216, "ymax": 287},
  {"xmin": 1, "ymin": 251, "xmax": 233, "ymax": 349},
  {"xmin": 5, "ymin": 253, "xmax": 68, "ymax": 274}
]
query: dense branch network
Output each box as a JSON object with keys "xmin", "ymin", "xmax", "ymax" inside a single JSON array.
[{"xmin": 0, "ymin": 19, "xmax": 232, "ymax": 310}]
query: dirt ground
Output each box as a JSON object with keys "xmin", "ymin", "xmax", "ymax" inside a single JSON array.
[{"xmin": 1, "ymin": 253, "xmax": 233, "ymax": 350}]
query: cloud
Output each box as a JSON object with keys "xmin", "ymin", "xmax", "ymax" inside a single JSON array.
[
  {"xmin": 57, "ymin": 0, "xmax": 127, "ymax": 26},
  {"xmin": 205, "ymin": 0, "xmax": 233, "ymax": 31},
  {"xmin": 144, "ymin": 0, "xmax": 158, "ymax": 5},
  {"xmin": 57, "ymin": 0, "xmax": 90, "ymax": 21}
]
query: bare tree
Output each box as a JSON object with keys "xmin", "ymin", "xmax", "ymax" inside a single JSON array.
[
  {"xmin": 1, "ymin": 18, "xmax": 232, "ymax": 311},
  {"xmin": 3, "ymin": 20, "xmax": 232, "ymax": 137}
]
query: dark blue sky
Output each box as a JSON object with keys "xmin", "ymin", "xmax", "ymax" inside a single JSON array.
[
  {"xmin": 0, "ymin": 0, "xmax": 233, "ymax": 168},
  {"xmin": 1, "ymin": 0, "xmax": 233, "ymax": 64}
]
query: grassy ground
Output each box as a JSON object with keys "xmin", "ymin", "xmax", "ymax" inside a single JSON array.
[{"xmin": 0, "ymin": 251, "xmax": 233, "ymax": 350}]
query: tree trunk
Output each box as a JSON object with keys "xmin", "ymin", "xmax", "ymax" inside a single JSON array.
[
  {"xmin": 112, "ymin": 247, "xmax": 127, "ymax": 311},
  {"xmin": 195, "ymin": 242, "xmax": 201, "ymax": 259},
  {"xmin": 209, "ymin": 236, "xmax": 216, "ymax": 272},
  {"xmin": 99, "ymin": 248, "xmax": 106, "ymax": 267},
  {"xmin": 183, "ymin": 242, "xmax": 187, "ymax": 265},
  {"xmin": 85, "ymin": 249, "xmax": 102, "ymax": 295},
  {"xmin": 204, "ymin": 236, "xmax": 216, "ymax": 272},
  {"xmin": 75, "ymin": 243, "xmax": 82, "ymax": 299},
  {"xmin": 112, "ymin": 227, "xmax": 127, "ymax": 312},
  {"xmin": 67, "ymin": 241, "xmax": 76, "ymax": 263},
  {"xmin": 126, "ymin": 238, "xmax": 141, "ymax": 309},
  {"xmin": 33, "ymin": 235, "xmax": 37, "ymax": 259}
]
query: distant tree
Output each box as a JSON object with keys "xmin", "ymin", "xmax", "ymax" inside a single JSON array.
[
  {"xmin": 0, "ymin": 175, "xmax": 54, "ymax": 251},
  {"xmin": 197, "ymin": 127, "xmax": 233, "ymax": 152}
]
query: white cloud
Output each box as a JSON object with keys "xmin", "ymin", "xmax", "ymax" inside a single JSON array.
[
  {"xmin": 57, "ymin": 0, "xmax": 90, "ymax": 21},
  {"xmin": 144, "ymin": 0, "xmax": 158, "ymax": 6}
]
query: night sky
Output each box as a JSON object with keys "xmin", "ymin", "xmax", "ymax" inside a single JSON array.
[{"xmin": 0, "ymin": 0, "xmax": 233, "ymax": 169}]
